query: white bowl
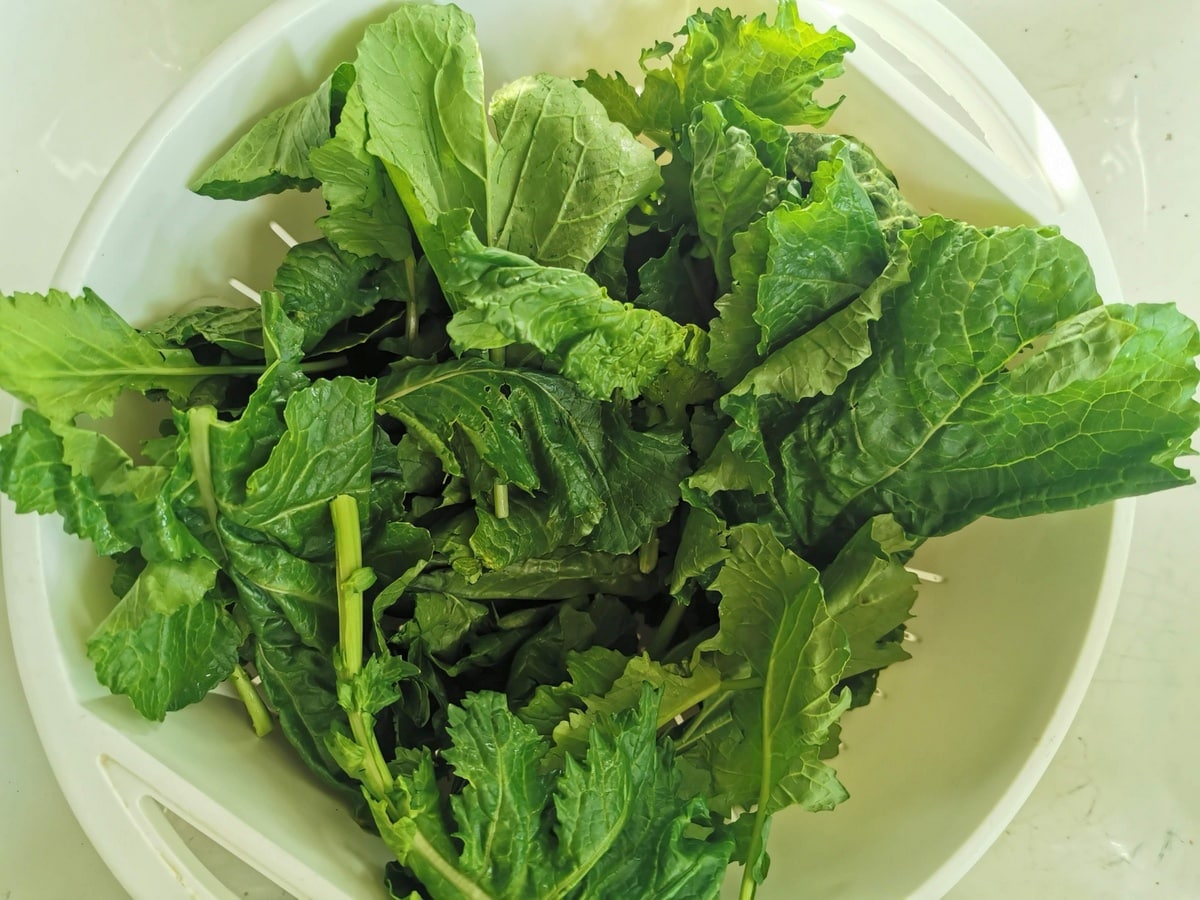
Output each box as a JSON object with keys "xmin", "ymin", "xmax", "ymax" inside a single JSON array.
[{"xmin": 3, "ymin": 0, "xmax": 1131, "ymax": 897}]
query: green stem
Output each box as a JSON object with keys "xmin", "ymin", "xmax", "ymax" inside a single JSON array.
[
  {"xmin": 331, "ymin": 495, "xmax": 364, "ymax": 677},
  {"xmin": 186, "ymin": 407, "xmax": 220, "ymax": 533},
  {"xmin": 648, "ymin": 599, "xmax": 687, "ymax": 659},
  {"xmin": 404, "ymin": 257, "xmax": 419, "ymax": 342},
  {"xmin": 300, "ymin": 355, "xmax": 349, "ymax": 374},
  {"xmin": 229, "ymin": 664, "xmax": 273, "ymax": 737},
  {"xmin": 487, "ymin": 345, "xmax": 509, "ymax": 519},
  {"xmin": 410, "ymin": 832, "xmax": 495, "ymax": 900},
  {"xmin": 638, "ymin": 536, "xmax": 660, "ymax": 575},
  {"xmin": 330, "ymin": 494, "xmax": 394, "ymax": 797}
]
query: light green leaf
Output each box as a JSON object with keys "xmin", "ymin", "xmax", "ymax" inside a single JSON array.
[
  {"xmin": 190, "ymin": 64, "xmax": 353, "ymax": 200},
  {"xmin": 0, "ymin": 289, "xmax": 240, "ymax": 421},
  {"xmin": 637, "ymin": 1, "xmax": 854, "ymax": 139},
  {"xmin": 86, "ymin": 557, "xmax": 241, "ymax": 721},
  {"xmin": 683, "ymin": 523, "xmax": 850, "ymax": 817},
  {"xmin": 0, "ymin": 410, "xmax": 203, "ymax": 561},
  {"xmin": 357, "ymin": 3, "xmax": 491, "ymax": 239},
  {"xmin": 309, "ymin": 80, "xmax": 414, "ymax": 260},
  {"xmin": 439, "ymin": 225, "xmax": 693, "ymax": 400},
  {"xmin": 821, "ymin": 515, "xmax": 920, "ymax": 678},
  {"xmin": 686, "ymin": 101, "xmax": 787, "ymax": 289},
  {"xmin": 489, "ymin": 73, "xmax": 661, "ymax": 270}
]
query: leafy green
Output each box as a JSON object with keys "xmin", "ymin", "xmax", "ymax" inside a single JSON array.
[
  {"xmin": 378, "ymin": 358, "xmax": 686, "ymax": 567},
  {"xmin": 308, "ymin": 80, "xmax": 414, "ymax": 261},
  {"xmin": 488, "ymin": 73, "xmax": 661, "ymax": 270},
  {"xmin": 439, "ymin": 223, "xmax": 693, "ymax": 399},
  {"xmin": 3, "ymin": 5, "xmax": 1199, "ymax": 900},
  {"xmin": 821, "ymin": 515, "xmax": 919, "ymax": 678},
  {"xmin": 0, "ymin": 289, "xmax": 252, "ymax": 421},
  {"xmin": 356, "ymin": 3, "xmax": 491, "ymax": 238},
  {"xmin": 144, "ymin": 305, "xmax": 264, "ymax": 360},
  {"xmin": 190, "ymin": 64, "xmax": 354, "ymax": 200},
  {"xmin": 0, "ymin": 410, "xmax": 203, "ymax": 561},
  {"xmin": 86, "ymin": 557, "xmax": 242, "ymax": 720},
  {"xmin": 272, "ymin": 240, "xmax": 385, "ymax": 352},
  {"xmin": 771, "ymin": 217, "xmax": 1200, "ymax": 558},
  {"xmin": 634, "ymin": 1, "xmax": 854, "ymax": 139},
  {"xmin": 368, "ymin": 688, "xmax": 732, "ymax": 900}
]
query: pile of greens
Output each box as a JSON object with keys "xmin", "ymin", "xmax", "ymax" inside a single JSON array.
[{"xmin": 1, "ymin": 3, "xmax": 1197, "ymax": 897}]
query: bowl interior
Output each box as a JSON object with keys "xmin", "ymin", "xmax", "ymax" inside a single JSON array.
[{"xmin": 21, "ymin": 0, "xmax": 1125, "ymax": 897}]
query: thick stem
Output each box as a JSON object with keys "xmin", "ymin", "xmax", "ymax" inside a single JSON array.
[
  {"xmin": 331, "ymin": 495, "xmax": 364, "ymax": 677},
  {"xmin": 186, "ymin": 407, "xmax": 220, "ymax": 532},
  {"xmin": 330, "ymin": 494, "xmax": 394, "ymax": 796},
  {"xmin": 488, "ymin": 346, "xmax": 509, "ymax": 518},
  {"xmin": 404, "ymin": 256, "xmax": 419, "ymax": 343},
  {"xmin": 648, "ymin": 599, "xmax": 687, "ymax": 659},
  {"xmin": 229, "ymin": 664, "xmax": 273, "ymax": 737}
]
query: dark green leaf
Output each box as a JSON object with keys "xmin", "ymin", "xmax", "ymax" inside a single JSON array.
[
  {"xmin": 774, "ymin": 217, "xmax": 1200, "ymax": 558},
  {"xmin": 378, "ymin": 358, "xmax": 687, "ymax": 568},
  {"xmin": 272, "ymin": 239, "xmax": 384, "ymax": 352}
]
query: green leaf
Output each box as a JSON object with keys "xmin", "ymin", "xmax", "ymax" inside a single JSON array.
[
  {"xmin": 550, "ymin": 686, "xmax": 732, "ymax": 900},
  {"xmin": 309, "ymin": 80, "xmax": 414, "ymax": 261},
  {"xmin": 636, "ymin": 231, "xmax": 717, "ymax": 327},
  {"xmin": 820, "ymin": 515, "xmax": 920, "ymax": 678},
  {"xmin": 0, "ymin": 410, "xmax": 202, "ymax": 561},
  {"xmin": 220, "ymin": 377, "xmax": 376, "ymax": 559},
  {"xmin": 272, "ymin": 239, "xmax": 384, "ymax": 352},
  {"xmin": 190, "ymin": 64, "xmax": 353, "ymax": 200},
  {"xmin": 787, "ymin": 132, "xmax": 919, "ymax": 242},
  {"xmin": 357, "ymin": 3, "xmax": 491, "ymax": 239},
  {"xmin": 773, "ymin": 217, "xmax": 1200, "ymax": 558},
  {"xmin": 707, "ymin": 146, "xmax": 893, "ymax": 388},
  {"xmin": 338, "ymin": 653, "xmax": 420, "ymax": 718},
  {"xmin": 507, "ymin": 595, "xmax": 637, "ymax": 704},
  {"xmin": 144, "ymin": 305, "xmax": 264, "ymax": 360},
  {"xmin": 488, "ymin": 73, "xmax": 661, "ymax": 270},
  {"xmin": 377, "ymin": 686, "xmax": 732, "ymax": 900},
  {"xmin": 86, "ymin": 557, "xmax": 241, "ymax": 720},
  {"xmin": 230, "ymin": 542, "xmax": 348, "ymax": 790},
  {"xmin": 378, "ymin": 358, "xmax": 686, "ymax": 568},
  {"xmin": 578, "ymin": 69, "xmax": 645, "ymax": 135},
  {"xmin": 751, "ymin": 153, "xmax": 889, "ymax": 353},
  {"xmin": 396, "ymin": 592, "xmax": 489, "ymax": 660},
  {"xmin": 682, "ymin": 523, "xmax": 850, "ymax": 817},
  {"xmin": 637, "ymin": 1, "xmax": 854, "ymax": 139},
  {"xmin": 686, "ymin": 101, "xmax": 786, "ymax": 289},
  {"xmin": 0, "ymin": 289, "xmax": 239, "ymax": 421},
  {"xmin": 551, "ymin": 653, "xmax": 723, "ymax": 762},
  {"xmin": 220, "ymin": 527, "xmax": 337, "ymax": 652},
  {"xmin": 443, "ymin": 692, "xmax": 554, "ymax": 896},
  {"xmin": 518, "ymin": 646, "xmax": 630, "ymax": 734},
  {"xmin": 415, "ymin": 548, "xmax": 658, "ymax": 601},
  {"xmin": 438, "ymin": 223, "xmax": 692, "ymax": 401}
]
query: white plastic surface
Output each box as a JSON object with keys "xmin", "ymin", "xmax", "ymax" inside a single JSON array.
[{"xmin": 2, "ymin": 1, "xmax": 1131, "ymax": 898}]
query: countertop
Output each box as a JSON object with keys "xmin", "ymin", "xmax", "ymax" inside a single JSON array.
[{"xmin": 1, "ymin": 1, "xmax": 1196, "ymax": 897}]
